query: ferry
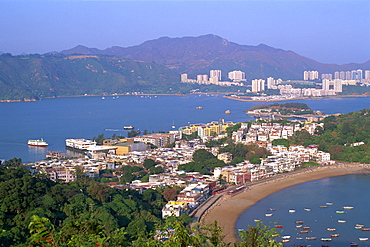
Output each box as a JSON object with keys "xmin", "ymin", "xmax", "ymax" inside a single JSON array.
[
  {"xmin": 28, "ymin": 139, "xmax": 48, "ymax": 147},
  {"xmin": 123, "ymin": 126, "xmax": 134, "ymax": 130}
]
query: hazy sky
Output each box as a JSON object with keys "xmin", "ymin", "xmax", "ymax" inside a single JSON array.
[{"xmin": 1, "ymin": 0, "xmax": 369, "ymax": 65}]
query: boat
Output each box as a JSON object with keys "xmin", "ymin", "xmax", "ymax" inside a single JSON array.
[
  {"xmin": 336, "ymin": 210, "xmax": 345, "ymax": 214},
  {"xmin": 281, "ymin": 239, "xmax": 290, "ymax": 243},
  {"xmin": 289, "ymin": 209, "xmax": 296, "ymax": 213},
  {"xmin": 306, "ymin": 236, "xmax": 317, "ymax": 240},
  {"xmin": 350, "ymin": 242, "xmax": 359, "ymax": 246},
  {"xmin": 225, "ymin": 110, "xmax": 231, "ymax": 114},
  {"xmin": 338, "ymin": 219, "xmax": 346, "ymax": 223},
  {"xmin": 281, "ymin": 235, "xmax": 291, "ymax": 239},
  {"xmin": 295, "ymin": 220, "xmax": 304, "ymax": 224},
  {"xmin": 265, "ymin": 213, "xmax": 273, "ymax": 217},
  {"xmin": 362, "ymin": 228, "xmax": 370, "ymax": 231},
  {"xmin": 356, "ymin": 224, "xmax": 364, "ymax": 227},
  {"xmin": 304, "ymin": 208, "xmax": 311, "ymax": 212},
  {"xmin": 303, "ymin": 226, "xmax": 310, "ymax": 229},
  {"xmin": 253, "ymin": 219, "xmax": 261, "ymax": 222},
  {"xmin": 268, "ymin": 208, "xmax": 276, "ymax": 211},
  {"xmin": 321, "ymin": 238, "xmax": 332, "ymax": 241},
  {"xmin": 195, "ymin": 106, "xmax": 203, "ymax": 109},
  {"xmin": 327, "ymin": 228, "xmax": 336, "ymax": 231},
  {"xmin": 359, "ymin": 238, "xmax": 369, "ymax": 241},
  {"xmin": 296, "ymin": 237, "xmax": 303, "ymax": 240},
  {"xmin": 275, "ymin": 225, "xmax": 283, "ymax": 228},
  {"xmin": 326, "ymin": 202, "xmax": 333, "ymax": 205},
  {"xmin": 300, "ymin": 230, "xmax": 309, "ymax": 233},
  {"xmin": 123, "ymin": 126, "xmax": 134, "ymax": 130},
  {"xmin": 330, "ymin": 233, "xmax": 340, "ymax": 237},
  {"xmin": 28, "ymin": 139, "xmax": 48, "ymax": 147},
  {"xmin": 296, "ymin": 225, "xmax": 303, "ymax": 228},
  {"xmin": 355, "ymin": 226, "xmax": 362, "ymax": 230},
  {"xmin": 343, "ymin": 206, "xmax": 354, "ymax": 209},
  {"xmin": 319, "ymin": 205, "xmax": 328, "ymax": 208}
]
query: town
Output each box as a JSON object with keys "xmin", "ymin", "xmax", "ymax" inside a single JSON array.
[{"xmin": 31, "ymin": 116, "xmax": 334, "ymax": 219}]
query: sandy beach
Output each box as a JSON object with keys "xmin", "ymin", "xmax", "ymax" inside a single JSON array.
[{"xmin": 201, "ymin": 164, "xmax": 370, "ymax": 244}]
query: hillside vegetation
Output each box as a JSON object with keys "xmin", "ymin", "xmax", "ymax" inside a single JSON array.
[{"xmin": 289, "ymin": 109, "xmax": 370, "ymax": 163}]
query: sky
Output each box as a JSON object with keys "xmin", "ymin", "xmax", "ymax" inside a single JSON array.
[{"xmin": 1, "ymin": 0, "xmax": 369, "ymax": 65}]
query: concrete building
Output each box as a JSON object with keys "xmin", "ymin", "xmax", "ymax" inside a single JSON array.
[
  {"xmin": 181, "ymin": 73, "xmax": 188, "ymax": 82},
  {"xmin": 252, "ymin": 79, "xmax": 265, "ymax": 92},
  {"xmin": 228, "ymin": 70, "xmax": 246, "ymax": 82},
  {"xmin": 210, "ymin": 70, "xmax": 222, "ymax": 82},
  {"xmin": 303, "ymin": 71, "xmax": 319, "ymax": 80}
]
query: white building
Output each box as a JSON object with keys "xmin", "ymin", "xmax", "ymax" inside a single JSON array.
[
  {"xmin": 210, "ymin": 70, "xmax": 222, "ymax": 82},
  {"xmin": 228, "ymin": 70, "xmax": 246, "ymax": 82},
  {"xmin": 303, "ymin": 71, "xmax": 319, "ymax": 81},
  {"xmin": 252, "ymin": 79, "xmax": 265, "ymax": 92}
]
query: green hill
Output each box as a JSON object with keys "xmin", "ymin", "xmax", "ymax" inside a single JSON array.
[{"xmin": 0, "ymin": 54, "xmax": 180, "ymax": 100}]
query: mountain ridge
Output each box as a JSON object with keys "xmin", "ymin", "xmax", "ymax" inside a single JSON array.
[{"xmin": 59, "ymin": 34, "xmax": 370, "ymax": 80}]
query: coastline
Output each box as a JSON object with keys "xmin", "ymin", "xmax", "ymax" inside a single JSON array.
[{"xmin": 201, "ymin": 163, "xmax": 370, "ymax": 244}]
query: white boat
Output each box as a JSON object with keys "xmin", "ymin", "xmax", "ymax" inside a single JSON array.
[
  {"xmin": 326, "ymin": 202, "xmax": 333, "ymax": 205},
  {"xmin": 28, "ymin": 139, "xmax": 48, "ymax": 147},
  {"xmin": 338, "ymin": 219, "xmax": 346, "ymax": 223},
  {"xmin": 281, "ymin": 235, "xmax": 291, "ymax": 239},
  {"xmin": 343, "ymin": 206, "xmax": 354, "ymax": 209},
  {"xmin": 359, "ymin": 238, "xmax": 369, "ymax": 241},
  {"xmin": 123, "ymin": 126, "xmax": 134, "ymax": 130},
  {"xmin": 304, "ymin": 208, "xmax": 311, "ymax": 211},
  {"xmin": 265, "ymin": 213, "xmax": 273, "ymax": 217},
  {"xmin": 321, "ymin": 238, "xmax": 332, "ymax": 241},
  {"xmin": 289, "ymin": 209, "xmax": 296, "ymax": 213}
]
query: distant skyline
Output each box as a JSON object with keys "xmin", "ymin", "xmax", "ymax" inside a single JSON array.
[{"xmin": 1, "ymin": 0, "xmax": 369, "ymax": 65}]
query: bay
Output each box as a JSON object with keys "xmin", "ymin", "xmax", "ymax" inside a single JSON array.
[
  {"xmin": 236, "ymin": 174, "xmax": 370, "ymax": 246},
  {"xmin": 0, "ymin": 95, "xmax": 369, "ymax": 162}
]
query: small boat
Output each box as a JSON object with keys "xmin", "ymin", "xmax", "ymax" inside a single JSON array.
[
  {"xmin": 123, "ymin": 126, "xmax": 134, "ymax": 130},
  {"xmin": 225, "ymin": 110, "xmax": 231, "ymax": 114},
  {"xmin": 321, "ymin": 238, "xmax": 332, "ymax": 241},
  {"xmin": 350, "ymin": 242, "xmax": 359, "ymax": 246},
  {"xmin": 338, "ymin": 219, "xmax": 346, "ymax": 223},
  {"xmin": 196, "ymin": 106, "xmax": 203, "ymax": 109},
  {"xmin": 295, "ymin": 220, "xmax": 304, "ymax": 224},
  {"xmin": 327, "ymin": 228, "xmax": 336, "ymax": 231},
  {"xmin": 319, "ymin": 205, "xmax": 328, "ymax": 208},
  {"xmin": 330, "ymin": 233, "xmax": 340, "ymax": 237},
  {"xmin": 296, "ymin": 237, "xmax": 303, "ymax": 240},
  {"xmin": 362, "ymin": 228, "xmax": 370, "ymax": 231},
  {"xmin": 296, "ymin": 225, "xmax": 303, "ymax": 228},
  {"xmin": 281, "ymin": 239, "xmax": 290, "ymax": 243},
  {"xmin": 326, "ymin": 202, "xmax": 333, "ymax": 205},
  {"xmin": 102, "ymin": 96, "xmax": 105, "ymax": 99},
  {"xmin": 281, "ymin": 235, "xmax": 291, "ymax": 239},
  {"xmin": 355, "ymin": 226, "xmax": 362, "ymax": 230},
  {"xmin": 237, "ymin": 228, "xmax": 245, "ymax": 231},
  {"xmin": 304, "ymin": 208, "xmax": 311, "ymax": 212},
  {"xmin": 253, "ymin": 219, "xmax": 261, "ymax": 222},
  {"xmin": 303, "ymin": 226, "xmax": 310, "ymax": 229},
  {"xmin": 336, "ymin": 210, "xmax": 345, "ymax": 214},
  {"xmin": 343, "ymin": 206, "xmax": 354, "ymax": 209},
  {"xmin": 265, "ymin": 213, "xmax": 273, "ymax": 217},
  {"xmin": 28, "ymin": 139, "xmax": 48, "ymax": 147},
  {"xmin": 275, "ymin": 225, "xmax": 283, "ymax": 228},
  {"xmin": 356, "ymin": 224, "xmax": 365, "ymax": 227},
  {"xmin": 359, "ymin": 238, "xmax": 369, "ymax": 241},
  {"xmin": 300, "ymin": 230, "xmax": 309, "ymax": 234},
  {"xmin": 306, "ymin": 236, "xmax": 317, "ymax": 240},
  {"xmin": 289, "ymin": 209, "xmax": 296, "ymax": 213},
  {"xmin": 268, "ymin": 208, "xmax": 276, "ymax": 211}
]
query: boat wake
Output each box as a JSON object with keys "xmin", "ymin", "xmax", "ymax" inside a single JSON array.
[{"xmin": 104, "ymin": 129, "xmax": 122, "ymax": 131}]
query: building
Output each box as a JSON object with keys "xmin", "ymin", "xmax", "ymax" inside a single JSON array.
[
  {"xmin": 133, "ymin": 133, "xmax": 176, "ymax": 147},
  {"xmin": 267, "ymin": 77, "xmax": 275, "ymax": 89},
  {"xmin": 252, "ymin": 79, "xmax": 265, "ymax": 92},
  {"xmin": 228, "ymin": 70, "xmax": 246, "ymax": 82},
  {"xmin": 210, "ymin": 70, "xmax": 222, "ymax": 82},
  {"xmin": 181, "ymin": 73, "xmax": 188, "ymax": 82},
  {"xmin": 322, "ymin": 79, "xmax": 330, "ymax": 91},
  {"xmin": 303, "ymin": 71, "xmax": 319, "ymax": 81}
]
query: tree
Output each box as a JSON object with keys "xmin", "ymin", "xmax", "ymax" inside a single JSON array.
[
  {"xmin": 162, "ymin": 188, "xmax": 179, "ymax": 201},
  {"xmin": 28, "ymin": 215, "xmax": 57, "ymax": 247},
  {"xmin": 238, "ymin": 221, "xmax": 282, "ymax": 247},
  {"xmin": 192, "ymin": 149, "xmax": 215, "ymax": 163},
  {"xmin": 271, "ymin": 139, "xmax": 290, "ymax": 147},
  {"xmin": 143, "ymin": 158, "xmax": 156, "ymax": 169}
]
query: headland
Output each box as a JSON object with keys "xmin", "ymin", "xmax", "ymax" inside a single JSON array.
[{"xmin": 201, "ymin": 163, "xmax": 370, "ymax": 244}]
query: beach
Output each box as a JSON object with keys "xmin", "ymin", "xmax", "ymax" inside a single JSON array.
[{"xmin": 201, "ymin": 164, "xmax": 370, "ymax": 244}]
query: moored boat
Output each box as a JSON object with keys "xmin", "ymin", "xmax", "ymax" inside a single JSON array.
[
  {"xmin": 327, "ymin": 228, "xmax": 336, "ymax": 231},
  {"xmin": 362, "ymin": 228, "xmax": 370, "ymax": 231},
  {"xmin": 289, "ymin": 209, "xmax": 296, "ymax": 213},
  {"xmin": 300, "ymin": 230, "xmax": 309, "ymax": 233},
  {"xmin": 281, "ymin": 235, "xmax": 291, "ymax": 239},
  {"xmin": 343, "ymin": 206, "xmax": 354, "ymax": 209},
  {"xmin": 275, "ymin": 225, "xmax": 283, "ymax": 228},
  {"xmin": 123, "ymin": 125, "xmax": 134, "ymax": 130},
  {"xmin": 303, "ymin": 226, "xmax": 310, "ymax": 229},
  {"xmin": 295, "ymin": 220, "xmax": 304, "ymax": 224},
  {"xmin": 336, "ymin": 210, "xmax": 345, "ymax": 214},
  {"xmin": 330, "ymin": 233, "xmax": 340, "ymax": 237},
  {"xmin": 338, "ymin": 219, "xmax": 346, "ymax": 223},
  {"xmin": 359, "ymin": 237, "xmax": 369, "ymax": 241},
  {"xmin": 28, "ymin": 139, "xmax": 48, "ymax": 147},
  {"xmin": 319, "ymin": 205, "xmax": 328, "ymax": 208},
  {"xmin": 304, "ymin": 208, "xmax": 311, "ymax": 211},
  {"xmin": 321, "ymin": 238, "xmax": 332, "ymax": 241},
  {"xmin": 265, "ymin": 213, "xmax": 273, "ymax": 217},
  {"xmin": 326, "ymin": 202, "xmax": 333, "ymax": 205},
  {"xmin": 306, "ymin": 236, "xmax": 317, "ymax": 240}
]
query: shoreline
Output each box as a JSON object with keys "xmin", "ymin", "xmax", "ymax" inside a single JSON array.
[
  {"xmin": 1, "ymin": 93, "xmax": 368, "ymax": 103},
  {"xmin": 201, "ymin": 164, "xmax": 370, "ymax": 244}
]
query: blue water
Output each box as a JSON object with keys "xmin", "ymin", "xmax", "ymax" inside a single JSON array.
[
  {"xmin": 0, "ymin": 95, "xmax": 369, "ymax": 162},
  {"xmin": 236, "ymin": 174, "xmax": 370, "ymax": 246}
]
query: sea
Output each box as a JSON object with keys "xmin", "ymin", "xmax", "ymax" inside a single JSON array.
[
  {"xmin": 0, "ymin": 94, "xmax": 370, "ymax": 246},
  {"xmin": 0, "ymin": 94, "xmax": 368, "ymax": 163},
  {"xmin": 235, "ymin": 174, "xmax": 370, "ymax": 247}
]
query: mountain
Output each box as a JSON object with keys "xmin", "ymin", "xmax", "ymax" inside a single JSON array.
[
  {"xmin": 0, "ymin": 53, "xmax": 180, "ymax": 100},
  {"xmin": 60, "ymin": 34, "xmax": 370, "ymax": 80}
]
